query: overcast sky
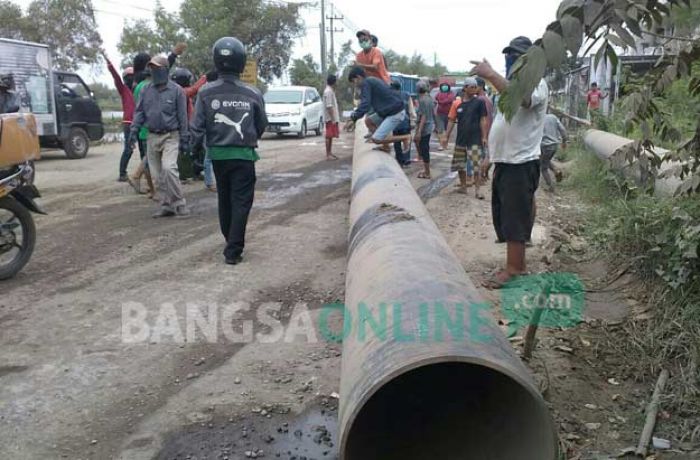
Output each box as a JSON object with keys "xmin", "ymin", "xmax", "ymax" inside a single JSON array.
[{"xmin": 14, "ymin": 0, "xmax": 565, "ymax": 84}]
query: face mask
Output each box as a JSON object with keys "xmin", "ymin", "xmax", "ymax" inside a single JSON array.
[
  {"xmin": 360, "ymin": 40, "xmax": 372, "ymax": 51},
  {"xmin": 440, "ymin": 85, "xmax": 449, "ymax": 93},
  {"xmin": 151, "ymin": 67, "xmax": 169, "ymax": 86},
  {"xmin": 505, "ymin": 54, "xmax": 519, "ymax": 80}
]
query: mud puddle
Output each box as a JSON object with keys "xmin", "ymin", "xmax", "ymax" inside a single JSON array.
[
  {"xmin": 416, "ymin": 171, "xmax": 457, "ymax": 202},
  {"xmin": 156, "ymin": 400, "xmax": 339, "ymax": 460}
]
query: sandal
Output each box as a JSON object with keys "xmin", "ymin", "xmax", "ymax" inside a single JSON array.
[{"xmin": 417, "ymin": 172, "xmax": 431, "ymax": 179}]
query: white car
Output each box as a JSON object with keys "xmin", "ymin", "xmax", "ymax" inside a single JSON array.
[{"xmin": 264, "ymin": 86, "xmax": 324, "ymax": 138}]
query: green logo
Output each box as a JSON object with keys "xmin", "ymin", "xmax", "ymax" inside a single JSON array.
[{"xmin": 501, "ymin": 272, "xmax": 584, "ymax": 331}]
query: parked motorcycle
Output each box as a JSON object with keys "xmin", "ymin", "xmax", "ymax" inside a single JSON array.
[{"xmin": 0, "ymin": 113, "xmax": 44, "ymax": 280}]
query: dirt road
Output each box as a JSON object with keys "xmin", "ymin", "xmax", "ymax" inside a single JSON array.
[
  {"xmin": 3, "ymin": 132, "xmax": 694, "ymax": 460},
  {"xmin": 0, "ymin": 134, "xmax": 353, "ymax": 459}
]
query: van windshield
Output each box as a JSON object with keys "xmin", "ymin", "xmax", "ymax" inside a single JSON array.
[{"xmin": 264, "ymin": 90, "xmax": 303, "ymax": 104}]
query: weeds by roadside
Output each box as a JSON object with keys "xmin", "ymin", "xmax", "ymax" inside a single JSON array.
[{"xmin": 563, "ymin": 142, "xmax": 700, "ymax": 441}]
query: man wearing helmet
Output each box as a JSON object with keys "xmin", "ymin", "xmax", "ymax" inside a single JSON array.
[
  {"xmin": 0, "ymin": 73, "xmax": 19, "ymax": 114},
  {"xmin": 131, "ymin": 55, "xmax": 190, "ymax": 218},
  {"xmin": 190, "ymin": 37, "xmax": 268, "ymax": 266}
]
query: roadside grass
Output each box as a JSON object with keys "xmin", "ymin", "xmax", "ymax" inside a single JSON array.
[{"xmin": 563, "ymin": 140, "xmax": 700, "ymax": 437}]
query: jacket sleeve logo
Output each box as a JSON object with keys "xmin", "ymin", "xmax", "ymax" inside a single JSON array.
[
  {"xmin": 214, "ymin": 112, "xmax": 249, "ymax": 138},
  {"xmin": 211, "ymin": 99, "xmax": 221, "ymax": 110}
]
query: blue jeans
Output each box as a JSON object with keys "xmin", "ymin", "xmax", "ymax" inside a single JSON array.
[
  {"xmin": 372, "ymin": 111, "xmax": 406, "ymax": 142},
  {"xmin": 204, "ymin": 151, "xmax": 214, "ymax": 187},
  {"xmin": 118, "ymin": 125, "xmax": 133, "ymax": 178}
]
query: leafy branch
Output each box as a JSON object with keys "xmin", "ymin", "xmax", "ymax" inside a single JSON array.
[{"xmin": 505, "ymin": 0, "xmax": 700, "ymax": 194}]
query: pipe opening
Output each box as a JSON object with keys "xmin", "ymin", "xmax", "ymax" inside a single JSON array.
[{"xmin": 344, "ymin": 362, "xmax": 556, "ymax": 460}]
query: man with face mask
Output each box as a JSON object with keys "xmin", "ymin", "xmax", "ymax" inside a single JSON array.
[
  {"xmin": 353, "ymin": 30, "xmax": 390, "ymax": 84},
  {"xmin": 436, "ymin": 82, "xmax": 455, "ymax": 149},
  {"xmin": 102, "ymin": 52, "xmax": 136, "ymax": 182},
  {"xmin": 131, "ymin": 55, "xmax": 190, "ymax": 218},
  {"xmin": 0, "ymin": 74, "xmax": 19, "ymax": 114},
  {"xmin": 471, "ymin": 36, "xmax": 548, "ymax": 289}
]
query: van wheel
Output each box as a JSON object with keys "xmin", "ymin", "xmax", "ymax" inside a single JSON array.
[
  {"xmin": 64, "ymin": 127, "xmax": 89, "ymax": 159},
  {"xmin": 314, "ymin": 118, "xmax": 323, "ymax": 136},
  {"xmin": 297, "ymin": 120, "xmax": 307, "ymax": 139}
]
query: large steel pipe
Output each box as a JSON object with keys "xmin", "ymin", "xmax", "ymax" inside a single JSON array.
[
  {"xmin": 338, "ymin": 125, "xmax": 558, "ymax": 459},
  {"xmin": 583, "ymin": 129, "xmax": 682, "ymax": 196}
]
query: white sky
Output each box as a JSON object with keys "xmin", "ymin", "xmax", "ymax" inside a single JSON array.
[{"xmin": 13, "ymin": 0, "xmax": 565, "ymax": 84}]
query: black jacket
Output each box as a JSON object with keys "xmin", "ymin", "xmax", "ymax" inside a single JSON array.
[{"xmin": 190, "ymin": 74, "xmax": 267, "ymax": 150}]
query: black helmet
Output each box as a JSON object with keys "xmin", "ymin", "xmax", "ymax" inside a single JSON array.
[
  {"xmin": 213, "ymin": 37, "xmax": 246, "ymax": 74},
  {"xmin": 171, "ymin": 67, "xmax": 194, "ymax": 88},
  {"xmin": 0, "ymin": 73, "xmax": 14, "ymax": 90}
]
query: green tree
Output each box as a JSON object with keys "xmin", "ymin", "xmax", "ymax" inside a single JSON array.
[
  {"xmin": 89, "ymin": 81, "xmax": 122, "ymax": 111},
  {"xmin": 118, "ymin": 0, "xmax": 303, "ymax": 81},
  {"xmin": 0, "ymin": 0, "xmax": 102, "ymax": 70},
  {"xmin": 502, "ymin": 0, "xmax": 699, "ymax": 193},
  {"xmin": 0, "ymin": 0, "xmax": 26, "ymax": 40},
  {"xmin": 117, "ymin": 4, "xmax": 186, "ymax": 68},
  {"xmin": 290, "ymin": 54, "xmax": 324, "ymax": 91}
]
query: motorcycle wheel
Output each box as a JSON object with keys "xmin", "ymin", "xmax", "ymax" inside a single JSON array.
[{"xmin": 0, "ymin": 196, "xmax": 36, "ymax": 280}]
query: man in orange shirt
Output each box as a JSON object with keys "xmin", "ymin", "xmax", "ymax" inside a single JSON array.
[{"xmin": 353, "ymin": 30, "xmax": 390, "ymax": 84}]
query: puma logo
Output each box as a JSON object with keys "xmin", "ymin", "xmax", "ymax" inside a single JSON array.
[{"xmin": 214, "ymin": 112, "xmax": 249, "ymax": 138}]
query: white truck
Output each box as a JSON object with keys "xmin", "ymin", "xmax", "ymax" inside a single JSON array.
[{"xmin": 0, "ymin": 38, "xmax": 104, "ymax": 158}]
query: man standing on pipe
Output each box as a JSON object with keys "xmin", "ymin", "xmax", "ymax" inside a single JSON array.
[
  {"xmin": 471, "ymin": 36, "xmax": 549, "ymax": 289},
  {"xmin": 190, "ymin": 37, "xmax": 268, "ymax": 265}
]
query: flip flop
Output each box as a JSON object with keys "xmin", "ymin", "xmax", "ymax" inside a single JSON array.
[{"xmin": 417, "ymin": 172, "xmax": 431, "ymax": 179}]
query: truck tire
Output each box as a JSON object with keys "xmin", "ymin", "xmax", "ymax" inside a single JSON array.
[{"xmin": 64, "ymin": 127, "xmax": 89, "ymax": 159}]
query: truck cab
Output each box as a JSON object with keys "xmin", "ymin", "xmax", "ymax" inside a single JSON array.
[
  {"xmin": 45, "ymin": 72, "xmax": 103, "ymax": 158},
  {"xmin": 0, "ymin": 38, "xmax": 103, "ymax": 159}
]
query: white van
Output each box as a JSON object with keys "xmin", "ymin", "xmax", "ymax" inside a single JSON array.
[{"xmin": 264, "ymin": 86, "xmax": 323, "ymax": 138}]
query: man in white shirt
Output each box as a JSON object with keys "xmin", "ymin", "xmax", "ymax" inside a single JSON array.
[
  {"xmin": 323, "ymin": 74, "xmax": 341, "ymax": 160},
  {"xmin": 471, "ymin": 36, "xmax": 548, "ymax": 289}
]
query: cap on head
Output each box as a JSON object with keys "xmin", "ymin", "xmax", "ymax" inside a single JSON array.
[
  {"xmin": 356, "ymin": 29, "xmax": 371, "ymax": 40},
  {"xmin": 348, "ymin": 66, "xmax": 366, "ymax": 82},
  {"xmin": 463, "ymin": 77, "xmax": 478, "ymax": 88},
  {"xmin": 502, "ymin": 36, "xmax": 533, "ymax": 55},
  {"xmin": 213, "ymin": 37, "xmax": 247, "ymax": 74},
  {"xmin": 148, "ymin": 55, "xmax": 169, "ymax": 68}
]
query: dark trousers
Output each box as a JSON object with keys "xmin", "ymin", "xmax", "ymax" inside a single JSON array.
[
  {"xmin": 137, "ymin": 137, "xmax": 147, "ymax": 160},
  {"xmin": 393, "ymin": 125, "xmax": 411, "ymax": 165},
  {"xmin": 492, "ymin": 160, "xmax": 540, "ymax": 243},
  {"xmin": 212, "ymin": 159, "xmax": 256, "ymax": 259},
  {"xmin": 118, "ymin": 124, "xmax": 133, "ymax": 177}
]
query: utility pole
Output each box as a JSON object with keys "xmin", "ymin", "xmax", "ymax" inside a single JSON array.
[
  {"xmin": 320, "ymin": 0, "xmax": 327, "ymax": 74},
  {"xmin": 326, "ymin": 3, "xmax": 344, "ymax": 69}
]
